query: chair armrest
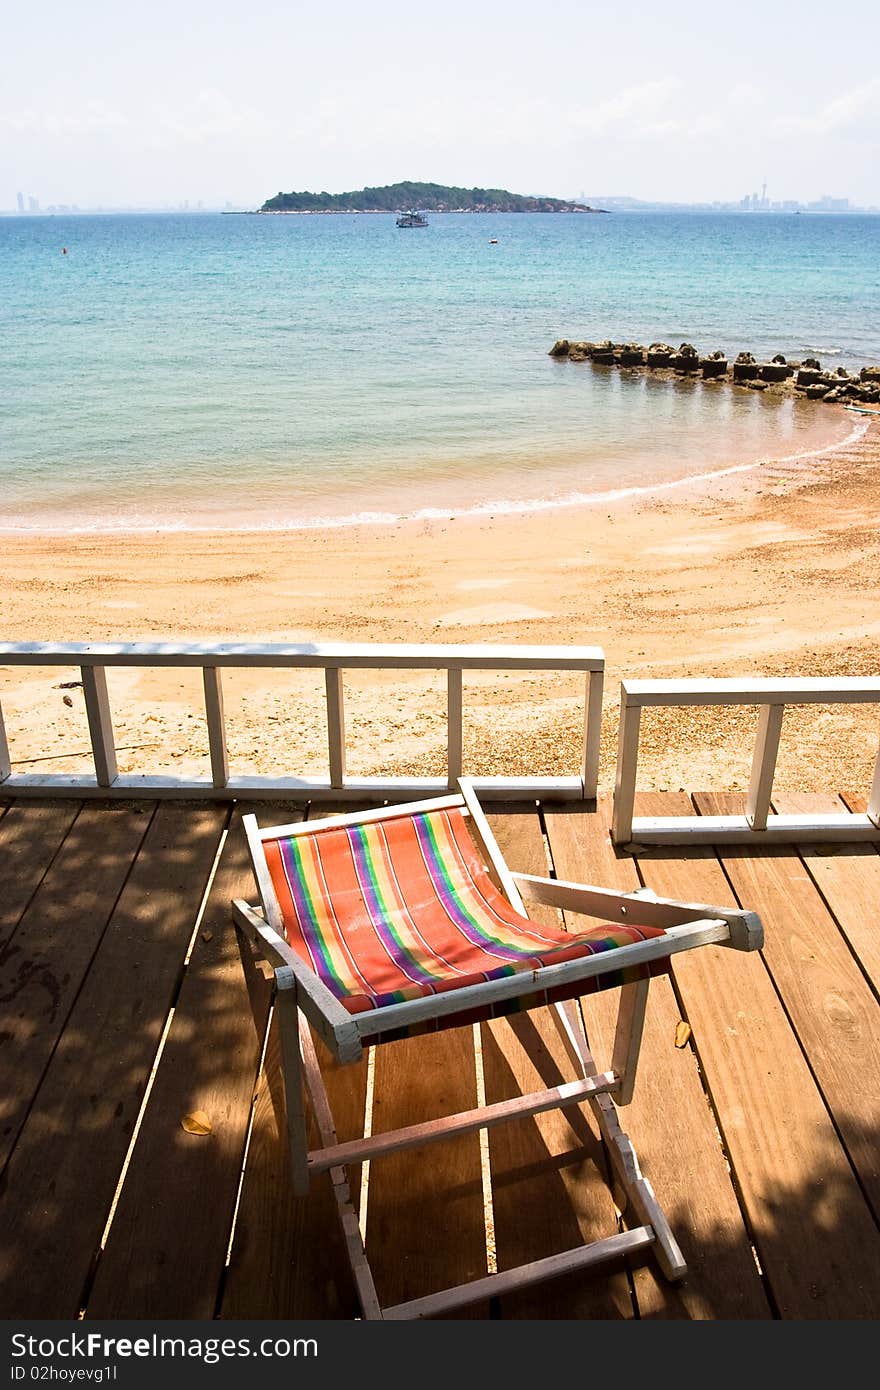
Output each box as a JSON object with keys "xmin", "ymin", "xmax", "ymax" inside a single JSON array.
[
  {"xmin": 511, "ymin": 873, "xmax": 763, "ymax": 952},
  {"xmin": 231, "ymin": 900, "xmax": 364, "ymax": 1063}
]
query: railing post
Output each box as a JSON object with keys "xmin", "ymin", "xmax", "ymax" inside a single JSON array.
[
  {"xmin": 0, "ymin": 697, "xmax": 10, "ymax": 781},
  {"xmin": 582, "ymin": 669, "xmax": 604, "ymax": 800},
  {"xmin": 202, "ymin": 666, "xmax": 229, "ymax": 789},
  {"xmin": 325, "ymin": 667, "xmax": 346, "ymax": 790},
  {"xmin": 81, "ymin": 665, "xmax": 118, "ymax": 788},
  {"xmin": 868, "ymin": 739, "xmax": 880, "ymax": 829},
  {"xmin": 612, "ymin": 689, "xmax": 641, "ymax": 844},
  {"xmin": 447, "ymin": 668, "xmax": 463, "ymax": 789},
  {"xmin": 746, "ymin": 704, "xmax": 784, "ymax": 831}
]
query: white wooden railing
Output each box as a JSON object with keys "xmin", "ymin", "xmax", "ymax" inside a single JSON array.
[
  {"xmin": 612, "ymin": 677, "xmax": 880, "ymax": 845},
  {"xmin": 0, "ymin": 641, "xmax": 604, "ymax": 802}
]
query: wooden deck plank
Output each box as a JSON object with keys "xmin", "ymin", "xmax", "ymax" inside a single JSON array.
[
  {"xmin": 364, "ymin": 1030, "xmax": 488, "ymax": 1313},
  {"xmin": 0, "ymin": 801, "xmax": 154, "ymax": 1171},
  {"xmin": 221, "ymin": 800, "xmax": 368, "ymax": 1320},
  {"xmin": 483, "ymin": 805, "xmax": 633, "ymax": 1319},
  {"xmin": 220, "ymin": 1022, "xmax": 367, "ymax": 1319},
  {"xmin": 773, "ymin": 792, "xmax": 880, "ymax": 996},
  {"xmin": 696, "ymin": 791, "xmax": 880, "ymax": 1225},
  {"xmin": 0, "ymin": 800, "xmax": 81, "ymax": 953},
  {"xmin": 0, "ymin": 801, "xmax": 227, "ymax": 1317},
  {"xmin": 637, "ymin": 791, "xmax": 880, "ymax": 1319},
  {"xmin": 543, "ymin": 797, "xmax": 771, "ymax": 1320},
  {"xmin": 85, "ymin": 804, "xmax": 281, "ymax": 1319},
  {"xmin": 363, "ymin": 794, "xmax": 489, "ymax": 1318}
]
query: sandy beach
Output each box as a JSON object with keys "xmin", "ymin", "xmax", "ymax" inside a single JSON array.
[{"xmin": 2, "ymin": 409, "xmax": 879, "ymax": 796}]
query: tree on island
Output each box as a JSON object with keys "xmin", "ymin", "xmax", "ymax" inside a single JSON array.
[{"xmin": 260, "ymin": 181, "xmax": 603, "ymax": 213}]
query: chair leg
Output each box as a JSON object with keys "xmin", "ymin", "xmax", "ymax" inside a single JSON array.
[
  {"xmin": 553, "ymin": 998, "xmax": 634, "ymax": 1206},
  {"xmin": 274, "ymin": 987, "xmax": 383, "ymax": 1319},
  {"xmin": 297, "ymin": 1020, "xmax": 384, "ymax": 1321},
  {"xmin": 611, "ymin": 979, "xmax": 650, "ymax": 1106},
  {"xmin": 274, "ymin": 970, "xmax": 311, "ymax": 1197},
  {"xmin": 553, "ymin": 999, "xmax": 687, "ymax": 1281}
]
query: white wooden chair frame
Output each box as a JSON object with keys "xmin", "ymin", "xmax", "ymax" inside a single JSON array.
[{"xmin": 233, "ymin": 779, "xmax": 763, "ymax": 1320}]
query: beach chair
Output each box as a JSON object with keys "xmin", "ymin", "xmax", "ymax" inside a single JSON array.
[{"xmin": 233, "ymin": 779, "xmax": 763, "ymax": 1319}]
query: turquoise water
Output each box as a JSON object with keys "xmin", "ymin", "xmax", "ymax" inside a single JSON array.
[{"xmin": 1, "ymin": 211, "xmax": 877, "ymax": 531}]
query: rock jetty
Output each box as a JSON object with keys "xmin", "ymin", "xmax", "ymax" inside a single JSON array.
[{"xmin": 548, "ymin": 339, "xmax": 880, "ymax": 406}]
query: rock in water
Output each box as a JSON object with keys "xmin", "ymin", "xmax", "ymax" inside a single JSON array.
[
  {"xmin": 796, "ymin": 368, "xmax": 823, "ymax": 387},
  {"xmin": 701, "ymin": 356, "xmax": 728, "ymax": 378},
  {"xmin": 733, "ymin": 359, "xmax": 759, "ymax": 381},
  {"xmin": 646, "ymin": 346, "xmax": 673, "ymax": 368},
  {"xmin": 617, "ymin": 344, "xmax": 645, "ymax": 365}
]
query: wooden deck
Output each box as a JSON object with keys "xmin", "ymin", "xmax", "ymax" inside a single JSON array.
[{"xmin": 1, "ymin": 790, "xmax": 878, "ymax": 1321}]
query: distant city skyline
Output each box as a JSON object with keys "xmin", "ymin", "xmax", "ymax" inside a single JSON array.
[
  {"xmin": 576, "ymin": 190, "xmax": 876, "ymax": 214},
  {"xmin": 4, "ymin": 188, "xmax": 877, "ymax": 216},
  {"xmin": 3, "ymin": 1, "xmax": 878, "ymax": 210},
  {"xmin": 8, "ymin": 194, "xmax": 242, "ymax": 214}
]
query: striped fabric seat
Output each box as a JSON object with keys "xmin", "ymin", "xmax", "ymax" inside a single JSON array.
[{"xmin": 265, "ymin": 806, "xmax": 668, "ymax": 1038}]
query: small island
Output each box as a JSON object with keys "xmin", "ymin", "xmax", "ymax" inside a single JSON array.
[{"xmin": 260, "ymin": 181, "xmax": 605, "ymax": 214}]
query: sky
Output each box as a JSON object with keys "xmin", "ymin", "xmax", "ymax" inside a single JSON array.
[{"xmin": 3, "ymin": 0, "xmax": 879, "ymax": 209}]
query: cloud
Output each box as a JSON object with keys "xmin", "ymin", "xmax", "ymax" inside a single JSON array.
[
  {"xmin": 0, "ymin": 102, "xmax": 130, "ymax": 137},
  {"xmin": 298, "ymin": 78, "xmax": 714, "ymax": 156},
  {"xmin": 575, "ymin": 79, "xmax": 683, "ymax": 136},
  {"xmin": 565, "ymin": 80, "xmax": 727, "ymax": 143},
  {"xmin": 0, "ymin": 90, "xmax": 276, "ymax": 148},
  {"xmin": 773, "ymin": 78, "xmax": 880, "ymax": 138},
  {"xmin": 149, "ymin": 89, "xmax": 277, "ymax": 146}
]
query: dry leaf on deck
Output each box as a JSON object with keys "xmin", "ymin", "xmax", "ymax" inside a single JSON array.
[
  {"xmin": 674, "ymin": 1021, "xmax": 692, "ymax": 1049},
  {"xmin": 201, "ymin": 930, "xmax": 214, "ymax": 942},
  {"xmin": 181, "ymin": 1110, "xmax": 212, "ymax": 1135}
]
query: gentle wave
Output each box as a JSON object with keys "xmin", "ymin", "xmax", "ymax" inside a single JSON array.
[
  {"xmin": 1, "ymin": 418, "xmax": 868, "ymax": 536},
  {"xmin": 763, "ymin": 417, "xmax": 868, "ymax": 464}
]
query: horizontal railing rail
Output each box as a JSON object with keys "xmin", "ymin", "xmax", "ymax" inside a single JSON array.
[
  {"xmin": 612, "ymin": 677, "xmax": 880, "ymax": 845},
  {"xmin": 0, "ymin": 641, "xmax": 604, "ymax": 803}
]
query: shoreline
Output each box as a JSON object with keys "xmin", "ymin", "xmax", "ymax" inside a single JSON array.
[
  {"xmin": 3, "ymin": 415, "xmax": 879, "ymax": 797},
  {"xmin": 0, "ymin": 406, "xmax": 864, "ymax": 539}
]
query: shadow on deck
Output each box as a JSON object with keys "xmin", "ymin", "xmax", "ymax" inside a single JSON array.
[{"xmin": 0, "ymin": 791, "xmax": 877, "ymax": 1321}]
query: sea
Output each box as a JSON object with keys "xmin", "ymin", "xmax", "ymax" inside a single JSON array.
[{"xmin": 2, "ymin": 210, "xmax": 878, "ymax": 533}]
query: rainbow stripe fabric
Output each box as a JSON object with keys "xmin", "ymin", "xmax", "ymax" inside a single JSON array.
[{"xmin": 264, "ymin": 807, "xmax": 668, "ymax": 1036}]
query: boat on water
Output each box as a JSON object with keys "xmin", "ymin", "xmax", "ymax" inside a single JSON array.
[{"xmin": 396, "ymin": 209, "xmax": 428, "ymax": 227}]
